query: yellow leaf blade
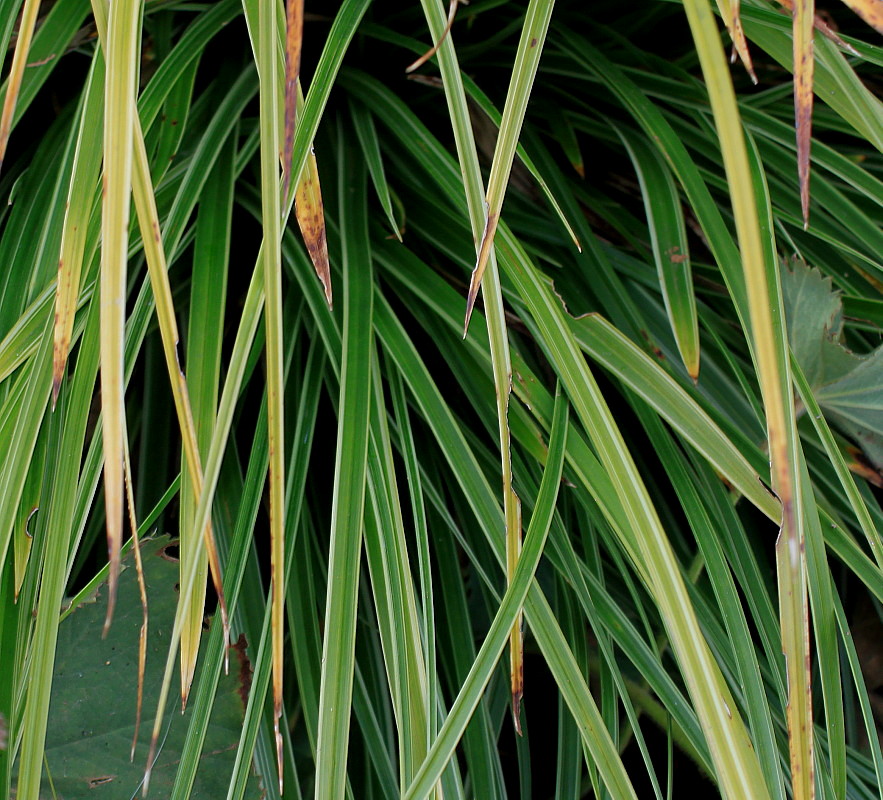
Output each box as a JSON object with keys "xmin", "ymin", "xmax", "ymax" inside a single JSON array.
[
  {"xmin": 0, "ymin": 0, "xmax": 41, "ymax": 170},
  {"xmin": 283, "ymin": 0, "xmax": 304, "ymax": 204},
  {"xmin": 794, "ymin": 0, "xmax": 815, "ymax": 229}
]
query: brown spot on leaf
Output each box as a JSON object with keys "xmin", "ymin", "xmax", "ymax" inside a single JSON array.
[
  {"xmin": 231, "ymin": 633, "xmax": 253, "ymax": 712},
  {"xmin": 666, "ymin": 245, "xmax": 688, "ymax": 264}
]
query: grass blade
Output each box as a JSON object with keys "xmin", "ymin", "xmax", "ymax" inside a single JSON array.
[
  {"xmin": 99, "ymin": 0, "xmax": 142, "ymax": 632},
  {"xmin": 682, "ymin": 2, "xmax": 811, "ymax": 794},
  {"xmin": 314, "ymin": 131, "xmax": 373, "ymax": 800},
  {"xmin": 294, "ymin": 84, "xmax": 332, "ymax": 308},
  {"xmin": 0, "ymin": 0, "xmax": 40, "ymax": 170},
  {"xmin": 617, "ymin": 126, "xmax": 700, "ymax": 378},
  {"xmin": 464, "ymin": 0, "xmax": 555, "ymax": 333},
  {"xmin": 793, "ymin": 0, "xmax": 815, "ymax": 227},
  {"xmin": 405, "ymin": 388, "xmax": 568, "ymax": 799},
  {"xmin": 283, "ymin": 0, "xmax": 304, "ymax": 204},
  {"xmin": 52, "ymin": 51, "xmax": 103, "ymax": 403},
  {"xmin": 255, "ymin": 0, "xmax": 286, "ymax": 786}
]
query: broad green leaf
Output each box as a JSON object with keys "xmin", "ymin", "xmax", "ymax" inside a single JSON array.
[
  {"xmin": 783, "ymin": 259, "xmax": 883, "ymax": 474},
  {"xmin": 26, "ymin": 537, "xmax": 260, "ymax": 799}
]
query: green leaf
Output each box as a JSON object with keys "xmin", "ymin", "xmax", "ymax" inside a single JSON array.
[
  {"xmin": 26, "ymin": 536, "xmax": 260, "ymax": 799},
  {"xmin": 783, "ymin": 258, "xmax": 883, "ymax": 470}
]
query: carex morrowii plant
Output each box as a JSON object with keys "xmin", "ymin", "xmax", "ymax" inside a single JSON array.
[{"xmin": 1, "ymin": 0, "xmax": 883, "ymax": 798}]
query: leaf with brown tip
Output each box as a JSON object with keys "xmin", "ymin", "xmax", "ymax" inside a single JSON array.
[
  {"xmin": 717, "ymin": 0, "xmax": 758, "ymax": 83},
  {"xmin": 840, "ymin": 0, "xmax": 883, "ymax": 34},
  {"xmin": 462, "ymin": 0, "xmax": 554, "ymax": 337},
  {"xmin": 295, "ymin": 135, "xmax": 332, "ymax": 308},
  {"xmin": 775, "ymin": 0, "xmax": 860, "ymax": 54},
  {"xmin": 794, "ymin": 0, "xmax": 815, "ymax": 229},
  {"xmin": 0, "ymin": 0, "xmax": 41, "ymax": 172},
  {"xmin": 464, "ymin": 212, "xmax": 499, "ymax": 336},
  {"xmin": 282, "ymin": 0, "xmax": 304, "ymax": 205}
]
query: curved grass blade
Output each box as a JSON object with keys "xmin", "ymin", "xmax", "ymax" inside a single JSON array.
[
  {"xmin": 405, "ymin": 388, "xmax": 569, "ymax": 799},
  {"xmin": 0, "ymin": 0, "xmax": 40, "ymax": 171},
  {"xmin": 314, "ymin": 134, "xmax": 373, "ymax": 800},
  {"xmin": 373, "ymin": 298, "xmax": 640, "ymax": 799},
  {"xmin": 348, "ymin": 74, "xmax": 775, "ymax": 795},
  {"xmin": 99, "ymin": 0, "xmax": 142, "ymax": 633},
  {"xmin": 350, "ymin": 99, "xmax": 402, "ymax": 240},
  {"xmin": 617, "ymin": 126, "xmax": 700, "ymax": 379},
  {"xmin": 497, "ymin": 228, "xmax": 775, "ymax": 800},
  {"xmin": 52, "ymin": 50, "xmax": 103, "ymax": 405},
  {"xmin": 464, "ymin": 0, "xmax": 555, "ymax": 336}
]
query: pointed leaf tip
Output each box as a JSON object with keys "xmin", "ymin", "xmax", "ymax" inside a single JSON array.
[{"xmin": 512, "ymin": 691, "xmax": 523, "ymax": 736}]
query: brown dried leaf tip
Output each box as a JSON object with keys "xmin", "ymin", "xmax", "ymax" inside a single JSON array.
[{"xmin": 295, "ymin": 148, "xmax": 332, "ymax": 308}]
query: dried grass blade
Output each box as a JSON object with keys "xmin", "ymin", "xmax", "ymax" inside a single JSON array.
[
  {"xmin": 90, "ymin": 0, "xmax": 230, "ymax": 714},
  {"xmin": 839, "ymin": 0, "xmax": 883, "ymax": 34},
  {"xmin": 717, "ymin": 0, "xmax": 757, "ymax": 82},
  {"xmin": 295, "ymin": 86, "xmax": 331, "ymax": 307},
  {"xmin": 99, "ymin": 0, "xmax": 142, "ymax": 633},
  {"xmin": 406, "ymin": 0, "xmax": 459, "ymax": 74},
  {"xmin": 0, "ymin": 0, "xmax": 40, "ymax": 170},
  {"xmin": 774, "ymin": 0, "xmax": 859, "ymax": 52},
  {"xmin": 794, "ymin": 0, "xmax": 815, "ymax": 228},
  {"xmin": 283, "ymin": 0, "xmax": 304, "ymax": 204}
]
